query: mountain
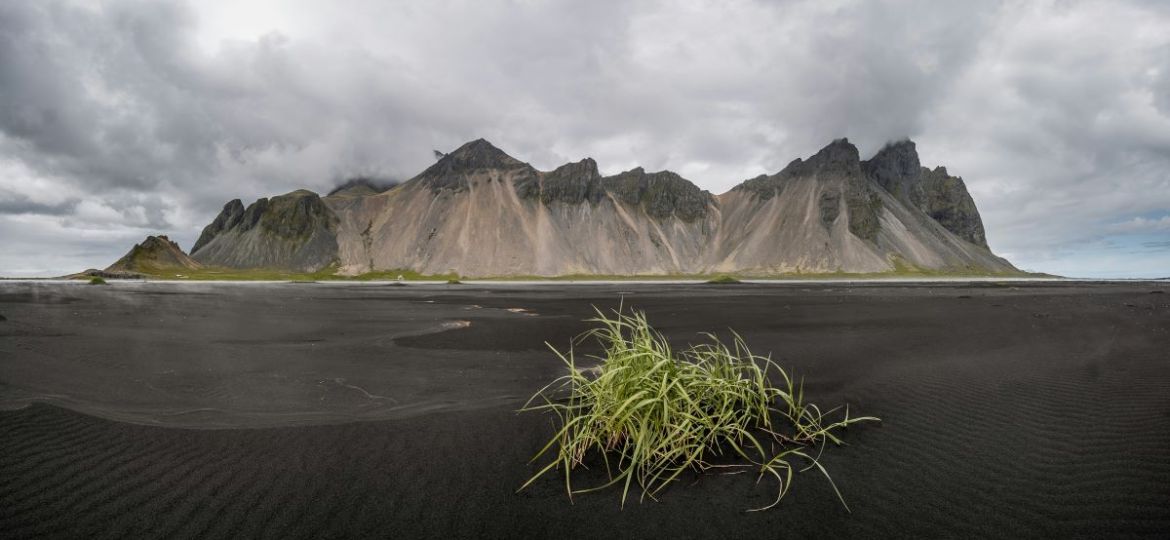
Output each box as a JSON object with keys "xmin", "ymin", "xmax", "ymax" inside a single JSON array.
[
  {"xmin": 106, "ymin": 235, "xmax": 202, "ymax": 274},
  {"xmin": 177, "ymin": 138, "xmax": 1017, "ymax": 277},
  {"xmin": 326, "ymin": 139, "xmax": 719, "ymax": 276},
  {"xmin": 190, "ymin": 190, "xmax": 339, "ymax": 272}
]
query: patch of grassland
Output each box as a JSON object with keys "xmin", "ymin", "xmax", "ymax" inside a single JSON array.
[
  {"xmin": 88, "ymin": 277, "xmax": 108, "ymax": 285},
  {"xmin": 114, "ymin": 266, "xmax": 1042, "ymax": 282},
  {"xmin": 520, "ymin": 308, "xmax": 878, "ymax": 510},
  {"xmin": 344, "ymin": 269, "xmax": 461, "ymax": 282},
  {"xmin": 122, "ymin": 256, "xmax": 1040, "ymax": 282},
  {"xmin": 482, "ymin": 268, "xmax": 1037, "ymax": 281},
  {"xmin": 134, "ymin": 264, "xmax": 461, "ymax": 282}
]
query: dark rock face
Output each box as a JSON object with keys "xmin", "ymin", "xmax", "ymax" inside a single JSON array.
[
  {"xmin": 919, "ymin": 167, "xmax": 988, "ymax": 248},
  {"xmin": 800, "ymin": 139, "xmax": 882, "ymax": 241},
  {"xmin": 863, "ymin": 140, "xmax": 925, "ymax": 206},
  {"xmin": 258, "ymin": 190, "xmax": 335, "ymax": 238},
  {"xmin": 192, "ymin": 199, "xmax": 245, "ymax": 254},
  {"xmin": 241, "ymin": 198, "xmax": 271, "ymax": 230},
  {"xmin": 863, "ymin": 140, "xmax": 988, "ymax": 248},
  {"xmin": 845, "ymin": 185, "xmax": 883, "ymax": 242},
  {"xmin": 512, "ymin": 174, "xmax": 540, "ymax": 200},
  {"xmin": 414, "ymin": 139, "xmax": 530, "ymax": 193},
  {"xmin": 733, "ymin": 172, "xmax": 785, "ymax": 200},
  {"xmin": 602, "ymin": 168, "xmax": 713, "ymax": 222},
  {"xmin": 516, "ymin": 157, "xmax": 712, "ymax": 222},
  {"xmin": 738, "ymin": 139, "xmax": 882, "ymax": 241},
  {"xmin": 803, "ymin": 138, "xmax": 865, "ymax": 172},
  {"xmin": 536, "ymin": 158, "xmax": 606, "ymax": 204},
  {"xmin": 819, "ymin": 189, "xmax": 842, "ymax": 228},
  {"xmin": 734, "ymin": 139, "xmax": 863, "ymax": 201}
]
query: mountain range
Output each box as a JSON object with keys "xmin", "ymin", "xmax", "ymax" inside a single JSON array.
[{"xmin": 106, "ymin": 138, "xmax": 1018, "ymax": 277}]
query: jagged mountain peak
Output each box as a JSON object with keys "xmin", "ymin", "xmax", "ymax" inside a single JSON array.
[
  {"xmin": 135, "ymin": 235, "xmax": 180, "ymax": 252},
  {"xmin": 550, "ymin": 157, "xmax": 601, "ymax": 179},
  {"xmin": 412, "ymin": 138, "xmax": 531, "ymax": 192},
  {"xmin": 514, "ymin": 156, "xmax": 604, "ymax": 204},
  {"xmin": 515, "ymin": 157, "xmax": 711, "ymax": 222},
  {"xmin": 860, "ymin": 140, "xmax": 988, "ymax": 248},
  {"xmin": 866, "ymin": 139, "xmax": 922, "ymax": 183},
  {"xmin": 804, "ymin": 138, "xmax": 861, "ymax": 170},
  {"xmin": 732, "ymin": 138, "xmax": 863, "ymax": 200},
  {"xmin": 876, "ymin": 138, "xmax": 918, "ymax": 154},
  {"xmin": 455, "ymin": 137, "xmax": 498, "ymax": 151},
  {"xmin": 192, "ymin": 199, "xmax": 245, "ymax": 253},
  {"xmin": 768, "ymin": 138, "xmax": 862, "ymax": 180},
  {"xmin": 223, "ymin": 199, "xmax": 245, "ymax": 212},
  {"xmin": 442, "ymin": 138, "xmax": 525, "ymax": 169}
]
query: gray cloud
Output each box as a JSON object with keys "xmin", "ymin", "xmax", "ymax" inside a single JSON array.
[
  {"xmin": 0, "ymin": 189, "xmax": 77, "ymax": 215},
  {"xmin": 0, "ymin": 0, "xmax": 1168, "ymax": 276}
]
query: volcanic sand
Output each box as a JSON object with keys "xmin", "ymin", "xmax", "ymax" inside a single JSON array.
[{"xmin": 1, "ymin": 280, "xmax": 1168, "ymax": 538}]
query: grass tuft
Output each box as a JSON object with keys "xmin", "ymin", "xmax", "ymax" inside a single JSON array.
[
  {"xmin": 88, "ymin": 277, "xmax": 108, "ymax": 285},
  {"xmin": 447, "ymin": 278, "xmax": 463, "ymax": 285},
  {"xmin": 520, "ymin": 308, "xmax": 877, "ymax": 511}
]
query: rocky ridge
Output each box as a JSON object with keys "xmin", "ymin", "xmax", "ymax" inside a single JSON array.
[
  {"xmin": 115, "ymin": 138, "xmax": 1016, "ymax": 277},
  {"xmin": 190, "ymin": 190, "xmax": 338, "ymax": 272},
  {"xmin": 863, "ymin": 140, "xmax": 987, "ymax": 247}
]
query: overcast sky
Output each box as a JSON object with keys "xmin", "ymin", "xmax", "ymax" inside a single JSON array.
[{"xmin": 1, "ymin": 0, "xmax": 1168, "ymax": 277}]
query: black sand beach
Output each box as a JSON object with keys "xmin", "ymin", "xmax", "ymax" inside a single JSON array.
[{"xmin": 1, "ymin": 280, "xmax": 1168, "ymax": 538}]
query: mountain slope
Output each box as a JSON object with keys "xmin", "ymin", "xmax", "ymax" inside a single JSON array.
[
  {"xmin": 707, "ymin": 138, "xmax": 1011, "ymax": 273},
  {"xmin": 177, "ymin": 138, "xmax": 1017, "ymax": 277},
  {"xmin": 327, "ymin": 140, "xmax": 716, "ymax": 276}
]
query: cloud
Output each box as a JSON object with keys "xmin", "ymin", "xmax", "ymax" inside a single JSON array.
[
  {"xmin": 913, "ymin": 1, "xmax": 1170, "ymax": 268},
  {"xmin": 0, "ymin": 0, "xmax": 1168, "ymax": 276},
  {"xmin": 0, "ymin": 193, "xmax": 77, "ymax": 216},
  {"xmin": 1107, "ymin": 215, "xmax": 1170, "ymax": 233}
]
